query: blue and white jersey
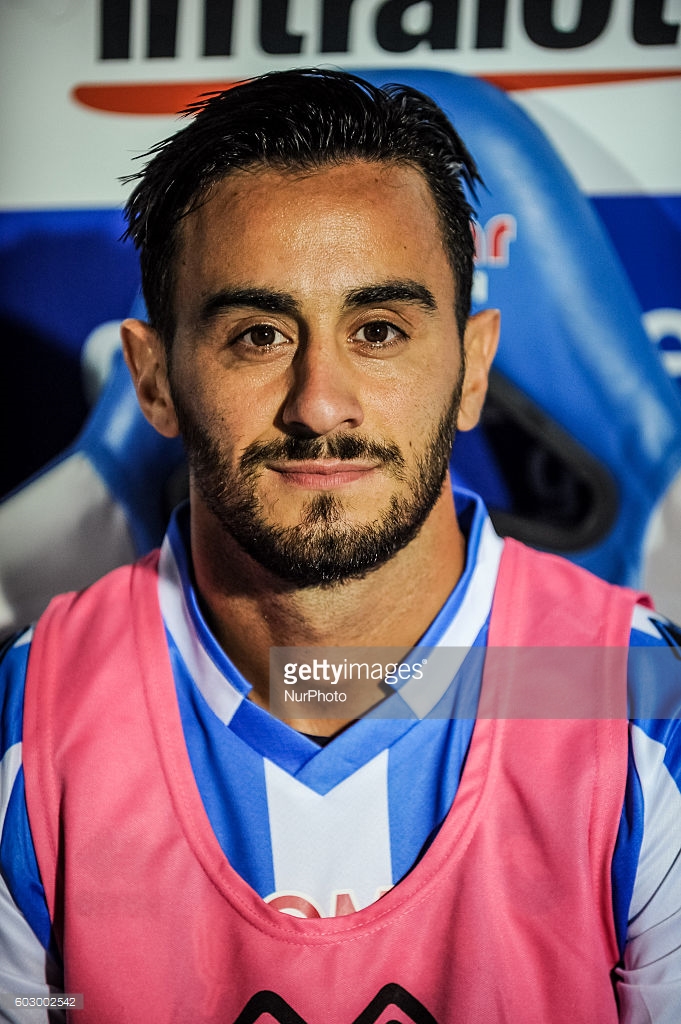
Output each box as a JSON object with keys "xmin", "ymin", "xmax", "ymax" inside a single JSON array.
[{"xmin": 1, "ymin": 491, "xmax": 681, "ymax": 1023}]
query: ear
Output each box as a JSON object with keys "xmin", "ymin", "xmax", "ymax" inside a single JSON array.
[
  {"xmin": 457, "ymin": 309, "xmax": 500, "ymax": 433},
  {"xmin": 120, "ymin": 318, "xmax": 180, "ymax": 438}
]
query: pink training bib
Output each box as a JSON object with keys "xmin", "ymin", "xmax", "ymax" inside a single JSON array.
[{"xmin": 23, "ymin": 538, "xmax": 645, "ymax": 1023}]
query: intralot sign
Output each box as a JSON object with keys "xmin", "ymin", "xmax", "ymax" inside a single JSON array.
[
  {"xmin": 2, "ymin": 0, "xmax": 679, "ymax": 208},
  {"xmin": 97, "ymin": 0, "xmax": 680, "ymax": 62}
]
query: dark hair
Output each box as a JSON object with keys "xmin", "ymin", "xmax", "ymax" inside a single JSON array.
[{"xmin": 123, "ymin": 68, "xmax": 481, "ymax": 346}]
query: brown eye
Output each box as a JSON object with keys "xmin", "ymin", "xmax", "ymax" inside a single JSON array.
[
  {"xmin": 354, "ymin": 321, "xmax": 405, "ymax": 347},
  {"xmin": 231, "ymin": 323, "xmax": 290, "ymax": 357},
  {"xmin": 247, "ymin": 325, "xmax": 279, "ymax": 346},
  {"xmin": 363, "ymin": 323, "xmax": 391, "ymax": 344}
]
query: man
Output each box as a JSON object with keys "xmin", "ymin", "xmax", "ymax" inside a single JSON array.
[{"xmin": 1, "ymin": 69, "xmax": 680, "ymax": 1024}]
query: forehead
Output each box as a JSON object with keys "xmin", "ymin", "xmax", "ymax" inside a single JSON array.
[{"xmin": 175, "ymin": 160, "xmax": 454, "ymax": 311}]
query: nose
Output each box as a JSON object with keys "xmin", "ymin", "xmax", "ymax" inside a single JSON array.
[{"xmin": 281, "ymin": 342, "xmax": 364, "ymax": 436}]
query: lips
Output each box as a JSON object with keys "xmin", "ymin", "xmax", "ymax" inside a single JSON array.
[{"xmin": 267, "ymin": 460, "xmax": 378, "ymax": 489}]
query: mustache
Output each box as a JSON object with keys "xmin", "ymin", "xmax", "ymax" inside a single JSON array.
[{"xmin": 239, "ymin": 434, "xmax": 407, "ymax": 476}]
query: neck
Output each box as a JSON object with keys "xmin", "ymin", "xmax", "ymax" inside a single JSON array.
[{"xmin": 189, "ymin": 482, "xmax": 466, "ymax": 736}]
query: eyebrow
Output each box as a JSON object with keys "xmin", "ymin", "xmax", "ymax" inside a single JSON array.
[
  {"xmin": 343, "ymin": 280, "xmax": 438, "ymax": 313},
  {"xmin": 198, "ymin": 287, "xmax": 300, "ymax": 325}
]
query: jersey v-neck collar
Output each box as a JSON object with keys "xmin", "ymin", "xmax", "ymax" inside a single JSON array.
[{"xmin": 158, "ymin": 489, "xmax": 503, "ymax": 784}]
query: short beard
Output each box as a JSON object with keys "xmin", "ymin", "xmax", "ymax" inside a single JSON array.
[{"xmin": 173, "ymin": 373, "xmax": 464, "ymax": 588}]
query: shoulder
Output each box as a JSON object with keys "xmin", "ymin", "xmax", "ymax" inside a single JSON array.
[
  {"xmin": 630, "ymin": 604, "xmax": 681, "ymax": 650},
  {"xmin": 628, "ymin": 606, "xmax": 681, "ymax": 724},
  {"xmin": 626, "ymin": 606, "xmax": 681, "ymax": 835},
  {"xmin": 26, "ymin": 553, "xmax": 161, "ymax": 674},
  {"xmin": 493, "ymin": 538, "xmax": 641, "ymax": 646}
]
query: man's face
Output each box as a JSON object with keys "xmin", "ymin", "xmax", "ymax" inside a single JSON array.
[{"xmin": 165, "ymin": 161, "xmax": 474, "ymax": 586}]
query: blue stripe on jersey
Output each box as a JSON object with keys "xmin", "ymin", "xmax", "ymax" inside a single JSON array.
[
  {"xmin": 387, "ymin": 715, "xmax": 476, "ymax": 883},
  {"xmin": 168, "ymin": 630, "xmax": 277, "ymax": 896},
  {"xmin": 612, "ymin": 735, "xmax": 644, "ymax": 955},
  {"xmin": 0, "ymin": 633, "xmax": 30, "ymax": 759},
  {"xmin": 296, "ymin": 718, "xmax": 417, "ymax": 795},
  {"xmin": 386, "ymin": 626, "xmax": 487, "ymax": 882},
  {"xmin": 0, "ymin": 767, "xmax": 53, "ymax": 950},
  {"xmin": 227, "ymin": 700, "xmax": 321, "ymax": 777}
]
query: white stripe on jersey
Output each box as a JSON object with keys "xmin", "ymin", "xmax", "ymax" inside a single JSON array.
[
  {"xmin": 264, "ymin": 751, "xmax": 392, "ymax": 916},
  {"xmin": 158, "ymin": 533, "xmax": 244, "ymax": 727}
]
